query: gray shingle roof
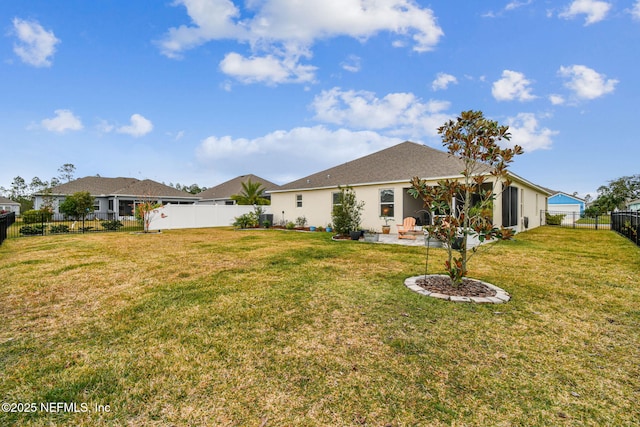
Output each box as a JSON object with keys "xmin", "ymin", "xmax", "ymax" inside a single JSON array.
[
  {"xmin": 0, "ymin": 197, "xmax": 20, "ymax": 205},
  {"xmin": 198, "ymin": 174, "xmax": 280, "ymax": 200},
  {"xmin": 276, "ymin": 141, "xmax": 474, "ymax": 191},
  {"xmin": 42, "ymin": 176, "xmax": 198, "ymax": 199}
]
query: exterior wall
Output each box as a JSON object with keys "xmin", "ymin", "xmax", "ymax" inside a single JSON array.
[
  {"xmin": 272, "ymin": 177, "xmax": 549, "ymax": 234},
  {"xmin": 0, "ymin": 203, "xmax": 20, "ymax": 215},
  {"xmin": 548, "ymin": 194, "xmax": 584, "ymax": 213},
  {"xmin": 148, "ymin": 204, "xmax": 269, "ymax": 230},
  {"xmin": 627, "ymin": 200, "xmax": 640, "ymax": 211}
]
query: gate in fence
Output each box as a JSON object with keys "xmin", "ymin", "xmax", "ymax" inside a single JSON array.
[
  {"xmin": 0, "ymin": 212, "xmax": 16, "ymax": 246},
  {"xmin": 542, "ymin": 210, "xmax": 610, "ymax": 230},
  {"xmin": 611, "ymin": 211, "xmax": 639, "ymax": 247}
]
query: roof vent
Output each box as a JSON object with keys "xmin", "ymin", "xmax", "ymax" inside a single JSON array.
[{"xmin": 306, "ymin": 179, "xmax": 311, "ymax": 184}]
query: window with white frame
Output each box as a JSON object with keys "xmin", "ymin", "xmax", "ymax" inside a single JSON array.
[{"xmin": 296, "ymin": 194, "xmax": 303, "ymax": 208}]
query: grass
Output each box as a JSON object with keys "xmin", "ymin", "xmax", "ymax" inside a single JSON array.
[
  {"xmin": 576, "ymin": 215, "xmax": 611, "ymax": 225},
  {"xmin": 1, "ymin": 227, "xmax": 639, "ymax": 426}
]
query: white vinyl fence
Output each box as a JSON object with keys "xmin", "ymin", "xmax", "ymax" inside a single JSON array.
[{"xmin": 149, "ymin": 204, "xmax": 271, "ymax": 230}]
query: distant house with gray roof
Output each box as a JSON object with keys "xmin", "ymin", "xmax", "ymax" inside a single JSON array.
[
  {"xmin": 198, "ymin": 174, "xmax": 280, "ymax": 205},
  {"xmin": 270, "ymin": 141, "xmax": 550, "ymax": 233},
  {"xmin": 33, "ymin": 176, "xmax": 199, "ymax": 219},
  {"xmin": 0, "ymin": 197, "xmax": 21, "ymax": 215}
]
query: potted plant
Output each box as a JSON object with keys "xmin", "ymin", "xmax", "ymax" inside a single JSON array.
[
  {"xmin": 326, "ymin": 223, "xmax": 333, "ymax": 233},
  {"xmin": 380, "ymin": 216, "xmax": 394, "ymax": 234},
  {"xmin": 364, "ymin": 228, "xmax": 379, "ymax": 242}
]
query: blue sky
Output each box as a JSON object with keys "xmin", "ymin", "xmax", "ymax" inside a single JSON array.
[{"xmin": 2, "ymin": 0, "xmax": 639, "ymax": 197}]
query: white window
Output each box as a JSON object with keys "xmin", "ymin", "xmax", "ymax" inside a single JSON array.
[
  {"xmin": 296, "ymin": 194, "xmax": 303, "ymax": 208},
  {"xmin": 380, "ymin": 189, "xmax": 394, "ymax": 217}
]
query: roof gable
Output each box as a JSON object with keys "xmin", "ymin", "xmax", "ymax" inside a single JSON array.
[
  {"xmin": 42, "ymin": 176, "xmax": 197, "ymax": 199},
  {"xmin": 276, "ymin": 141, "xmax": 472, "ymax": 191},
  {"xmin": 198, "ymin": 174, "xmax": 280, "ymax": 200},
  {"xmin": 548, "ymin": 192, "xmax": 585, "ymax": 204},
  {"xmin": 0, "ymin": 197, "xmax": 20, "ymax": 205}
]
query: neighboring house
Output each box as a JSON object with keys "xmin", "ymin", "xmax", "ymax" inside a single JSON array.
[
  {"xmin": 0, "ymin": 197, "xmax": 21, "ymax": 215},
  {"xmin": 627, "ymin": 199, "xmax": 640, "ymax": 211},
  {"xmin": 198, "ymin": 174, "xmax": 280, "ymax": 205},
  {"xmin": 33, "ymin": 176, "xmax": 199, "ymax": 219},
  {"xmin": 270, "ymin": 141, "xmax": 550, "ymax": 233},
  {"xmin": 547, "ymin": 191, "xmax": 585, "ymax": 216}
]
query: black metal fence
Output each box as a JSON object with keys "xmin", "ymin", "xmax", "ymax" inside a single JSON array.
[
  {"xmin": 611, "ymin": 211, "xmax": 639, "ymax": 247},
  {"xmin": 0, "ymin": 212, "xmax": 16, "ymax": 246},
  {"xmin": 541, "ymin": 210, "xmax": 611, "ymax": 230},
  {"xmin": 4, "ymin": 212, "xmax": 143, "ymax": 240}
]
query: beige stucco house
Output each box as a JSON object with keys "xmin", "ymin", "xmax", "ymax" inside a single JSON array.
[{"xmin": 270, "ymin": 141, "xmax": 549, "ymax": 233}]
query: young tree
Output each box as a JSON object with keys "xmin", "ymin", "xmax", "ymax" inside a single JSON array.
[
  {"xmin": 331, "ymin": 186, "xmax": 365, "ymax": 236},
  {"xmin": 136, "ymin": 200, "xmax": 162, "ymax": 232},
  {"xmin": 231, "ymin": 179, "xmax": 270, "ymax": 205},
  {"xmin": 58, "ymin": 163, "xmax": 76, "ymax": 183},
  {"xmin": 59, "ymin": 191, "xmax": 95, "ymax": 220},
  {"xmin": 409, "ymin": 110, "xmax": 523, "ymax": 287}
]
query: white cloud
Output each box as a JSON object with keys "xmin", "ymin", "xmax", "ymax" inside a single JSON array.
[
  {"xmin": 559, "ymin": 0, "xmax": 612, "ymax": 25},
  {"xmin": 196, "ymin": 126, "xmax": 402, "ymax": 183},
  {"xmin": 117, "ymin": 114, "xmax": 154, "ymax": 137},
  {"xmin": 492, "ymin": 70, "xmax": 536, "ymax": 102},
  {"xmin": 549, "ymin": 94, "xmax": 566, "ymax": 105},
  {"xmin": 341, "ymin": 55, "xmax": 361, "ymax": 73},
  {"xmin": 219, "ymin": 52, "xmax": 316, "ymax": 84},
  {"xmin": 631, "ymin": 1, "xmax": 640, "ymax": 20},
  {"xmin": 431, "ymin": 73, "xmax": 457, "ymax": 91},
  {"xmin": 505, "ymin": 113, "xmax": 558, "ymax": 152},
  {"xmin": 310, "ymin": 87, "xmax": 451, "ymax": 137},
  {"xmin": 11, "ymin": 18, "xmax": 60, "ymax": 67},
  {"xmin": 505, "ymin": 0, "xmax": 533, "ymax": 11},
  {"xmin": 41, "ymin": 109, "xmax": 83, "ymax": 133},
  {"xmin": 159, "ymin": 0, "xmax": 443, "ymax": 84},
  {"xmin": 558, "ymin": 65, "xmax": 618, "ymax": 99}
]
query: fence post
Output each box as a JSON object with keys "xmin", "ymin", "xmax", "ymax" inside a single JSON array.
[{"xmin": 595, "ymin": 215, "xmax": 598, "ymax": 230}]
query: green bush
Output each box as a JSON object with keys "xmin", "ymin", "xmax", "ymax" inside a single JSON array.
[
  {"xmin": 49, "ymin": 224, "xmax": 70, "ymax": 233},
  {"xmin": 545, "ymin": 213, "xmax": 565, "ymax": 226},
  {"xmin": 285, "ymin": 221, "xmax": 295, "ymax": 230},
  {"xmin": 233, "ymin": 212, "xmax": 259, "ymax": 229},
  {"xmin": 21, "ymin": 209, "xmax": 53, "ymax": 224},
  {"xmin": 101, "ymin": 220, "xmax": 124, "ymax": 231},
  {"xmin": 20, "ymin": 224, "xmax": 46, "ymax": 235}
]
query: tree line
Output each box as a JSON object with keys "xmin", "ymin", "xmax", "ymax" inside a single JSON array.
[{"xmin": 585, "ymin": 174, "xmax": 640, "ymax": 216}]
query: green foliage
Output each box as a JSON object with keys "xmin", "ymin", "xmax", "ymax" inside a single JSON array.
[
  {"xmin": 331, "ymin": 186, "xmax": 365, "ymax": 236},
  {"xmin": 233, "ymin": 212, "xmax": 259, "ymax": 229},
  {"xmin": 545, "ymin": 213, "xmax": 565, "ymax": 225},
  {"xmin": 285, "ymin": 221, "xmax": 295, "ymax": 230},
  {"xmin": 21, "ymin": 209, "xmax": 53, "ymax": 224},
  {"xmin": 409, "ymin": 110, "xmax": 523, "ymax": 287},
  {"xmin": 295, "ymin": 216, "xmax": 308, "ymax": 228},
  {"xmin": 19, "ymin": 224, "xmax": 46, "ymax": 235},
  {"xmin": 593, "ymin": 174, "xmax": 640, "ymax": 212},
  {"xmin": 49, "ymin": 224, "xmax": 70, "ymax": 233},
  {"xmin": 101, "ymin": 220, "xmax": 124, "ymax": 231},
  {"xmin": 59, "ymin": 191, "xmax": 95, "ymax": 220},
  {"xmin": 231, "ymin": 179, "xmax": 270, "ymax": 205}
]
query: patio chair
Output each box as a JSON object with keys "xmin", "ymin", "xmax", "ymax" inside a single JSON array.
[{"xmin": 397, "ymin": 217, "xmax": 417, "ymax": 240}]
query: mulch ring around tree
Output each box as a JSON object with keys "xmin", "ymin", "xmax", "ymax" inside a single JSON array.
[
  {"xmin": 404, "ymin": 274, "xmax": 511, "ymax": 303},
  {"xmin": 417, "ymin": 275, "xmax": 496, "ymax": 297}
]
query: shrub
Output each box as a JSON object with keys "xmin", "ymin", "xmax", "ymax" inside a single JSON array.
[
  {"xmin": 286, "ymin": 221, "xmax": 296, "ymax": 230},
  {"xmin": 233, "ymin": 212, "xmax": 259, "ymax": 229},
  {"xmin": 331, "ymin": 186, "xmax": 364, "ymax": 236},
  {"xmin": 545, "ymin": 213, "xmax": 565, "ymax": 226},
  {"xmin": 21, "ymin": 209, "xmax": 53, "ymax": 224},
  {"xmin": 101, "ymin": 220, "xmax": 124, "ymax": 231},
  {"xmin": 20, "ymin": 224, "xmax": 46, "ymax": 235},
  {"xmin": 295, "ymin": 216, "xmax": 308, "ymax": 228},
  {"xmin": 49, "ymin": 224, "xmax": 70, "ymax": 233}
]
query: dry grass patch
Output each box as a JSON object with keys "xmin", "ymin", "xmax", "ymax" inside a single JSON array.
[{"xmin": 1, "ymin": 227, "xmax": 639, "ymax": 426}]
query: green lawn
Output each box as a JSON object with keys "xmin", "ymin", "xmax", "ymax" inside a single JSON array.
[
  {"xmin": 1, "ymin": 227, "xmax": 639, "ymax": 426},
  {"xmin": 576, "ymin": 215, "xmax": 611, "ymax": 225}
]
